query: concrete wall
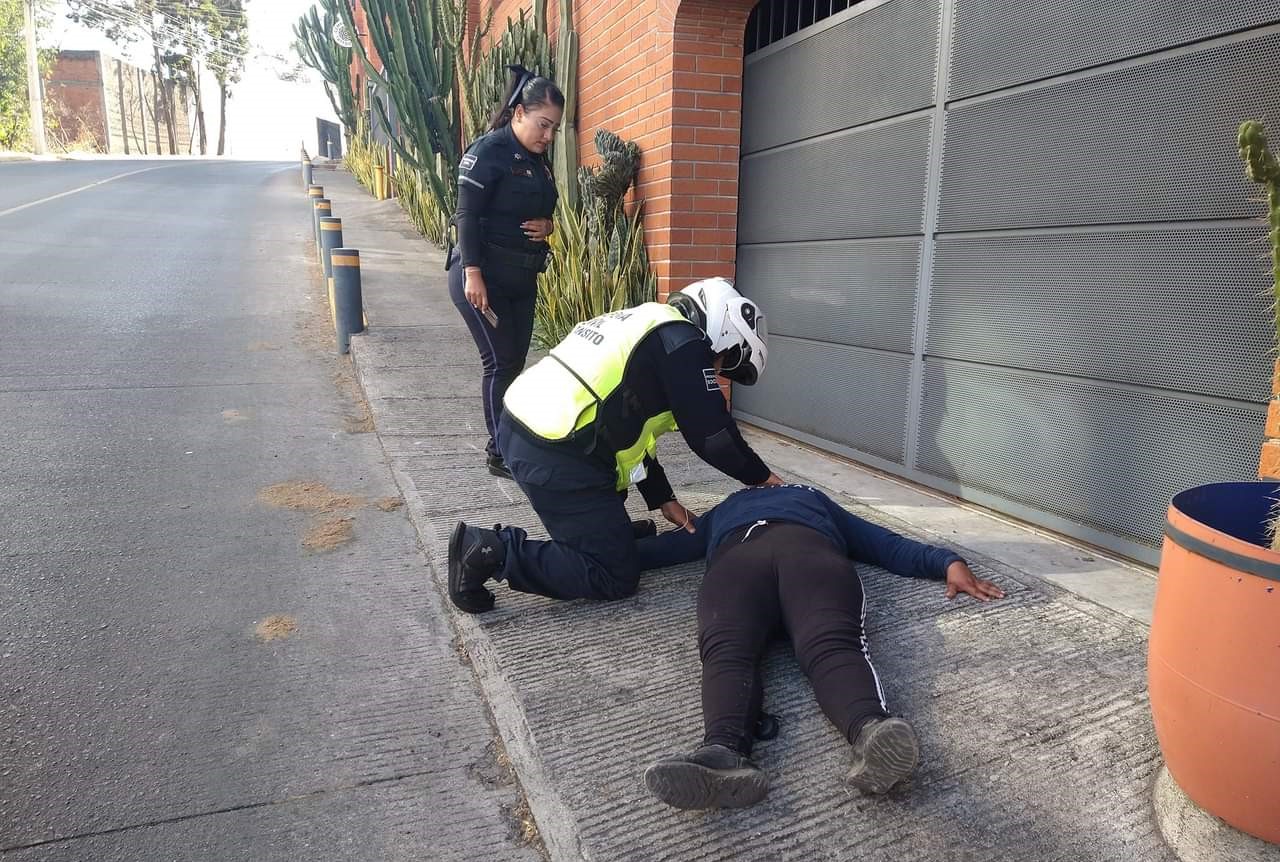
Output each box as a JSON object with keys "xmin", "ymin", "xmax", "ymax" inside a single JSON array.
[{"xmin": 48, "ymin": 50, "xmax": 195, "ymax": 155}]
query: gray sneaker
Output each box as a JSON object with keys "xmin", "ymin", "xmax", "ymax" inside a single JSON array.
[
  {"xmin": 644, "ymin": 744, "xmax": 769, "ymax": 809},
  {"xmin": 845, "ymin": 717, "xmax": 919, "ymax": 794}
]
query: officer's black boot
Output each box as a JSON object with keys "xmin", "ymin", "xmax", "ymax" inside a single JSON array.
[
  {"xmin": 630, "ymin": 519, "xmax": 656, "ymax": 540},
  {"xmin": 845, "ymin": 716, "xmax": 919, "ymax": 794},
  {"xmin": 447, "ymin": 521, "xmax": 505, "ymax": 614},
  {"xmin": 644, "ymin": 744, "xmax": 769, "ymax": 809}
]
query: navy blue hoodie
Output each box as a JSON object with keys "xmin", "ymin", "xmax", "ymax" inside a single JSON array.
[{"xmin": 635, "ymin": 484, "xmax": 963, "ymax": 578}]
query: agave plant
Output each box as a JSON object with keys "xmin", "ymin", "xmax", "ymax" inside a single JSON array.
[
  {"xmin": 534, "ymin": 130, "xmax": 657, "ymax": 347},
  {"xmin": 343, "ymin": 116, "xmax": 385, "ymax": 194}
]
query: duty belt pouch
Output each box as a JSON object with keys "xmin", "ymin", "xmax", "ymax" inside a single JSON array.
[
  {"xmin": 484, "ymin": 242, "xmax": 549, "ymax": 272},
  {"xmin": 444, "ymin": 216, "xmax": 458, "ymax": 271}
]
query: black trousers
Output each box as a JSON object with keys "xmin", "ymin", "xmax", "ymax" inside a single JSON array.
[
  {"xmin": 493, "ymin": 417, "xmax": 641, "ymax": 601},
  {"xmin": 448, "ymin": 258, "xmax": 537, "ymax": 458},
  {"xmin": 699, "ymin": 522, "xmax": 889, "ymax": 755}
]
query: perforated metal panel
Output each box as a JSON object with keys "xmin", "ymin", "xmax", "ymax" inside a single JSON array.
[
  {"xmin": 915, "ymin": 359, "xmax": 1265, "ymax": 546},
  {"xmin": 950, "ymin": 0, "xmax": 1276, "ymax": 99},
  {"xmin": 733, "ymin": 337, "xmax": 911, "ymax": 464},
  {"xmin": 737, "ymin": 2, "xmax": 1280, "ymax": 561},
  {"xmin": 741, "ymin": 0, "xmax": 940, "ymax": 154},
  {"xmin": 738, "ymin": 114, "xmax": 933, "ymax": 245},
  {"xmin": 938, "ymin": 32, "xmax": 1280, "ymax": 232},
  {"xmin": 928, "ymin": 227, "xmax": 1274, "ymax": 402},
  {"xmin": 736, "ymin": 238, "xmax": 921, "ymax": 352}
]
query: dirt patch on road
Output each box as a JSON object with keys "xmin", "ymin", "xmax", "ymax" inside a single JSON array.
[
  {"xmin": 302, "ymin": 516, "xmax": 355, "ymax": 551},
  {"xmin": 221, "ymin": 408, "xmax": 249, "ymax": 424},
  {"xmin": 258, "ymin": 481, "xmax": 363, "ymax": 513},
  {"xmin": 255, "ymin": 615, "xmax": 298, "ymax": 641},
  {"xmin": 246, "ymin": 341, "xmax": 282, "ymax": 352},
  {"xmin": 375, "ymin": 496, "xmax": 403, "ymax": 512}
]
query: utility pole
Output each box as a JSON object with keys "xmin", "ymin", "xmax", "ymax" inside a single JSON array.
[{"xmin": 22, "ymin": 0, "xmax": 47, "ymax": 155}]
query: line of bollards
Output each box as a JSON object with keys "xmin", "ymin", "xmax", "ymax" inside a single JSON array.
[{"xmin": 302, "ymin": 155, "xmax": 364, "ymax": 355}]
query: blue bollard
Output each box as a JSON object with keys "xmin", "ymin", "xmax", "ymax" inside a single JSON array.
[
  {"xmin": 330, "ymin": 248, "xmax": 364, "ymax": 354},
  {"xmin": 312, "ymin": 198, "xmax": 331, "ymax": 254},
  {"xmin": 319, "ymin": 217, "xmax": 343, "ymax": 280},
  {"xmin": 302, "ymin": 157, "xmax": 313, "ymax": 188}
]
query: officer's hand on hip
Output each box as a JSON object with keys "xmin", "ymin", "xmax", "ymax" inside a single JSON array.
[
  {"xmin": 758, "ymin": 473, "xmax": 784, "ymax": 487},
  {"xmin": 464, "ymin": 267, "xmax": 490, "ymax": 313},
  {"xmin": 660, "ymin": 499, "xmax": 697, "ymax": 533},
  {"xmin": 521, "ymin": 218, "xmax": 553, "ymax": 242}
]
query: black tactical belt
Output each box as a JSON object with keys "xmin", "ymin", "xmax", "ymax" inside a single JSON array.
[{"xmin": 485, "ymin": 243, "xmax": 549, "ymax": 272}]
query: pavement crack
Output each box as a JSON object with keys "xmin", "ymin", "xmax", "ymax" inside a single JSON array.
[{"xmin": 0, "ymin": 769, "xmax": 442, "ymax": 853}]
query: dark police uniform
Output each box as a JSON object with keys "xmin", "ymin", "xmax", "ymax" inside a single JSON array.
[
  {"xmin": 447, "ymin": 122, "xmax": 559, "ymax": 460},
  {"xmin": 489, "ymin": 317, "xmax": 772, "ymax": 602}
]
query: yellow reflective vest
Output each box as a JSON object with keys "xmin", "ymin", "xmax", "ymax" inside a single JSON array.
[{"xmin": 503, "ymin": 303, "xmax": 689, "ymax": 491}]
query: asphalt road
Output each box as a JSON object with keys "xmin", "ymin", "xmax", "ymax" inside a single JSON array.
[{"xmin": 0, "ymin": 159, "xmax": 541, "ymax": 861}]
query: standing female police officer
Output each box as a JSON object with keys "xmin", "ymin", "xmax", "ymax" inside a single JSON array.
[
  {"xmin": 448, "ymin": 65, "xmax": 564, "ymax": 478},
  {"xmin": 447, "ymin": 277, "xmax": 783, "ymax": 614}
]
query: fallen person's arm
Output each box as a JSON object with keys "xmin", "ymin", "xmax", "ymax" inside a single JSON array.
[
  {"xmin": 822, "ymin": 495, "xmax": 1005, "ymax": 601},
  {"xmin": 635, "ymin": 507, "xmax": 717, "ymax": 570}
]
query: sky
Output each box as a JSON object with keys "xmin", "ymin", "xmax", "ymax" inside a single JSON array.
[{"xmin": 47, "ymin": 0, "xmax": 339, "ymax": 159}]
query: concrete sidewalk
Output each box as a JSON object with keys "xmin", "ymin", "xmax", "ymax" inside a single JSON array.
[{"xmin": 318, "ymin": 167, "xmax": 1177, "ymax": 861}]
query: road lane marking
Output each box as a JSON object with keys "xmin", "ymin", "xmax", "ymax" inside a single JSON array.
[{"xmin": 0, "ymin": 165, "xmax": 176, "ymax": 219}]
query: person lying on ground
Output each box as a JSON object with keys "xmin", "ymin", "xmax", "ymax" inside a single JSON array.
[{"xmin": 635, "ymin": 482, "xmax": 1004, "ymax": 810}]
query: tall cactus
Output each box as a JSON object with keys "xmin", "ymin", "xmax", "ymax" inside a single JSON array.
[
  {"xmin": 337, "ymin": 0, "xmax": 467, "ymax": 229},
  {"xmin": 1239, "ymin": 121, "xmax": 1280, "ymax": 342},
  {"xmin": 553, "ymin": 0, "xmax": 580, "ymax": 210},
  {"xmin": 460, "ymin": 2, "xmax": 555, "ymax": 143},
  {"xmin": 293, "ymin": 0, "xmax": 356, "ymax": 135}
]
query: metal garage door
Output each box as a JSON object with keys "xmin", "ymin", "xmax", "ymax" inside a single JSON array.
[{"xmin": 733, "ymin": 0, "xmax": 1280, "ymax": 564}]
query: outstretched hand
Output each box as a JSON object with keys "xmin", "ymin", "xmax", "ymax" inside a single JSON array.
[{"xmin": 944, "ymin": 560, "xmax": 1005, "ymax": 602}]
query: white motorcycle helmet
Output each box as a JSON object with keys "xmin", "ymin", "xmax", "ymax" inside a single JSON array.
[{"xmin": 667, "ymin": 277, "xmax": 768, "ymax": 385}]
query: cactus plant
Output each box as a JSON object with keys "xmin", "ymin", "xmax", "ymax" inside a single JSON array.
[
  {"xmin": 1239, "ymin": 121, "xmax": 1280, "ymax": 342},
  {"xmin": 460, "ymin": 2, "xmax": 554, "ymax": 143},
  {"xmin": 535, "ymin": 129, "xmax": 655, "ymax": 348},
  {"xmin": 337, "ymin": 0, "xmax": 467, "ymax": 242},
  {"xmin": 552, "ymin": 0, "xmax": 580, "ymax": 211},
  {"xmin": 1238, "ymin": 121, "xmax": 1280, "ymax": 549},
  {"xmin": 293, "ymin": 0, "xmax": 357, "ymax": 136}
]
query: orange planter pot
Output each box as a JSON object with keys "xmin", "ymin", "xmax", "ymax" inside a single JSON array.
[{"xmin": 1148, "ymin": 482, "xmax": 1280, "ymax": 844}]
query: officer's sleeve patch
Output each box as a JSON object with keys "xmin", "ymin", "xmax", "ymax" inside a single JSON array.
[
  {"xmin": 460, "ymin": 153, "xmax": 477, "ymax": 171},
  {"xmin": 703, "ymin": 368, "xmax": 720, "ymax": 391}
]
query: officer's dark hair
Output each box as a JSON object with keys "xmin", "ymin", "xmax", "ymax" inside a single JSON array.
[{"xmin": 488, "ymin": 64, "xmax": 565, "ymax": 132}]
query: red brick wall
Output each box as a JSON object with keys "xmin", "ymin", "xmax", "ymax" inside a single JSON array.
[
  {"xmin": 47, "ymin": 52, "xmax": 108, "ymax": 152},
  {"xmin": 349, "ymin": 2, "xmax": 382, "ymax": 112},
  {"xmin": 484, "ymin": 0, "xmax": 754, "ymax": 298}
]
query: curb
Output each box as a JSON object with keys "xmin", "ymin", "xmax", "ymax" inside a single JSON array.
[
  {"xmin": 1153, "ymin": 766, "xmax": 1280, "ymax": 861},
  {"xmin": 349, "ymin": 334, "xmax": 589, "ymax": 862}
]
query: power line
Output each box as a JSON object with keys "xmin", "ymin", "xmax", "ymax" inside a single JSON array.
[{"xmin": 67, "ymin": 0, "xmax": 257, "ymax": 65}]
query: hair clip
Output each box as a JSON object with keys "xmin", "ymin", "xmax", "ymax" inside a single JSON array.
[{"xmin": 506, "ymin": 71, "xmax": 534, "ymax": 109}]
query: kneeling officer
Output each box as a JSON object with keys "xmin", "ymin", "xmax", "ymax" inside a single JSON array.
[{"xmin": 448, "ymin": 277, "xmax": 781, "ymax": 613}]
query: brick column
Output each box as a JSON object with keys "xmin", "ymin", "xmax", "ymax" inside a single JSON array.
[
  {"xmin": 1261, "ymin": 360, "xmax": 1280, "ymax": 479},
  {"xmin": 456, "ymin": 0, "xmax": 757, "ymax": 300}
]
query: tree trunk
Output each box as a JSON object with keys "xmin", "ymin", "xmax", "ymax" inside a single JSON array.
[
  {"xmin": 192, "ymin": 61, "xmax": 207, "ymax": 156},
  {"xmin": 216, "ymin": 80, "xmax": 228, "ymax": 156},
  {"xmin": 151, "ymin": 42, "xmax": 176, "ymax": 154},
  {"xmin": 115, "ymin": 59, "xmax": 129, "ymax": 155}
]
